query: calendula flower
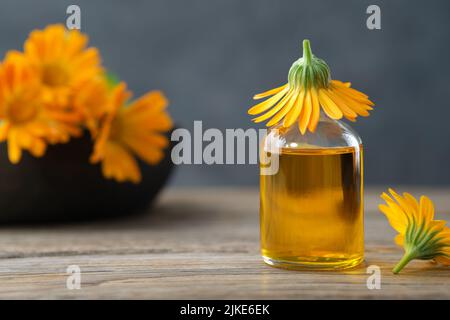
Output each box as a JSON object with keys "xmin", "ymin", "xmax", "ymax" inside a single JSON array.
[
  {"xmin": 379, "ymin": 188, "xmax": 450, "ymax": 274},
  {"xmin": 23, "ymin": 24, "xmax": 102, "ymax": 107},
  {"xmin": 71, "ymin": 75, "xmax": 111, "ymax": 135},
  {"xmin": 248, "ymin": 40, "xmax": 374, "ymax": 133},
  {"xmin": 90, "ymin": 83, "xmax": 173, "ymax": 183},
  {"xmin": 0, "ymin": 51, "xmax": 81, "ymax": 163}
]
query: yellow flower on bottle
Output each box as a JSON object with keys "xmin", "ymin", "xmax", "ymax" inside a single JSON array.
[
  {"xmin": 379, "ymin": 188, "xmax": 450, "ymax": 274},
  {"xmin": 90, "ymin": 83, "xmax": 173, "ymax": 183},
  {"xmin": 23, "ymin": 24, "xmax": 102, "ymax": 108},
  {"xmin": 249, "ymin": 40, "xmax": 374, "ymax": 133},
  {"xmin": 0, "ymin": 51, "xmax": 81, "ymax": 164}
]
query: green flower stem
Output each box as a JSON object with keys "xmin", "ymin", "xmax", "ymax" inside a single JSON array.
[
  {"xmin": 288, "ymin": 39, "xmax": 330, "ymax": 90},
  {"xmin": 392, "ymin": 251, "xmax": 416, "ymax": 274},
  {"xmin": 303, "ymin": 39, "xmax": 312, "ymax": 64}
]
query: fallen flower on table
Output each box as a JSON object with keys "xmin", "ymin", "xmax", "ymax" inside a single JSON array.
[{"xmin": 379, "ymin": 188, "xmax": 450, "ymax": 274}]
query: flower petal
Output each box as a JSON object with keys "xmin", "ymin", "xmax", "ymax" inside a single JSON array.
[
  {"xmin": 252, "ymin": 90, "xmax": 293, "ymax": 123},
  {"xmin": 420, "ymin": 195, "xmax": 435, "ymax": 223},
  {"xmin": 278, "ymin": 90, "xmax": 302, "ymax": 128},
  {"xmin": 332, "ymin": 89, "xmax": 371, "ymax": 117},
  {"xmin": 0, "ymin": 121, "xmax": 10, "ymax": 141},
  {"xmin": 253, "ymin": 84, "xmax": 287, "ymax": 100},
  {"xmin": 327, "ymin": 88, "xmax": 357, "ymax": 119},
  {"xmin": 101, "ymin": 142, "xmax": 141, "ymax": 184},
  {"xmin": 389, "ymin": 188, "xmax": 418, "ymax": 224},
  {"xmin": 307, "ymin": 88, "xmax": 320, "ymax": 132},
  {"xmin": 395, "ymin": 234, "xmax": 404, "ymax": 246},
  {"xmin": 435, "ymin": 255, "xmax": 450, "ymax": 266},
  {"xmin": 7, "ymin": 129, "xmax": 22, "ymax": 164},
  {"xmin": 379, "ymin": 203, "xmax": 408, "ymax": 234},
  {"xmin": 318, "ymin": 89, "xmax": 343, "ymax": 119},
  {"xmin": 298, "ymin": 90, "xmax": 312, "ymax": 134},
  {"xmin": 248, "ymin": 87, "xmax": 288, "ymax": 115},
  {"xmin": 335, "ymin": 84, "xmax": 374, "ymax": 106}
]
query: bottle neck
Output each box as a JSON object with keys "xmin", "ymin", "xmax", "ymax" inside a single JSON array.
[{"xmin": 269, "ymin": 111, "xmax": 336, "ymax": 133}]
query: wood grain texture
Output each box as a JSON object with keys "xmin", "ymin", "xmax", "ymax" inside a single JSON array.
[{"xmin": 0, "ymin": 187, "xmax": 449, "ymax": 299}]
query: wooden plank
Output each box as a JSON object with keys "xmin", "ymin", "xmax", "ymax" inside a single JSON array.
[{"xmin": 0, "ymin": 187, "xmax": 449, "ymax": 299}]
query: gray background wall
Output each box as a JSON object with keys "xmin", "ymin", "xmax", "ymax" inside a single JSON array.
[{"xmin": 1, "ymin": 0, "xmax": 449, "ymax": 186}]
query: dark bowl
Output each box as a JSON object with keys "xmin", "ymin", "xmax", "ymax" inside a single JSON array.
[{"xmin": 0, "ymin": 132, "xmax": 174, "ymax": 224}]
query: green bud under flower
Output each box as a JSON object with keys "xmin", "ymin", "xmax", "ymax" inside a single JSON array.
[
  {"xmin": 288, "ymin": 40, "xmax": 331, "ymax": 90},
  {"xmin": 393, "ymin": 219, "xmax": 448, "ymax": 274}
]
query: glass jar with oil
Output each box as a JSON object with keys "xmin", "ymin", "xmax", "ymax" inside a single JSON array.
[{"xmin": 260, "ymin": 114, "xmax": 364, "ymax": 270}]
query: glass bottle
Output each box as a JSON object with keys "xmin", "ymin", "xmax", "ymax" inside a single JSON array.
[{"xmin": 260, "ymin": 113, "xmax": 364, "ymax": 270}]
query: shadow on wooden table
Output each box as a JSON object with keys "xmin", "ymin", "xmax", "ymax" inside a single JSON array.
[{"xmin": 0, "ymin": 201, "xmax": 228, "ymax": 232}]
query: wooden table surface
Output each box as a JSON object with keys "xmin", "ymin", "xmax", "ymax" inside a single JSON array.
[{"xmin": 0, "ymin": 187, "xmax": 449, "ymax": 299}]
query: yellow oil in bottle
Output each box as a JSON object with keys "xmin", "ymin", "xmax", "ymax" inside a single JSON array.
[{"xmin": 260, "ymin": 146, "xmax": 364, "ymax": 270}]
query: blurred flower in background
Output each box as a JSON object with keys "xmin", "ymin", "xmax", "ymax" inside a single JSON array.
[
  {"xmin": 0, "ymin": 51, "xmax": 79, "ymax": 163},
  {"xmin": 0, "ymin": 24, "xmax": 172, "ymax": 183},
  {"xmin": 23, "ymin": 24, "xmax": 102, "ymax": 108},
  {"xmin": 90, "ymin": 83, "xmax": 172, "ymax": 183}
]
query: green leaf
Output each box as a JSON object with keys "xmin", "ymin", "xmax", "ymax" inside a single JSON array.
[{"xmin": 105, "ymin": 71, "xmax": 120, "ymax": 89}]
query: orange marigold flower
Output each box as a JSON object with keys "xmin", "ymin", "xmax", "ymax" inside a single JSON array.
[
  {"xmin": 23, "ymin": 24, "xmax": 102, "ymax": 108},
  {"xmin": 249, "ymin": 40, "xmax": 374, "ymax": 133},
  {"xmin": 90, "ymin": 83, "xmax": 173, "ymax": 183},
  {"xmin": 0, "ymin": 51, "xmax": 81, "ymax": 163},
  {"xmin": 379, "ymin": 188, "xmax": 450, "ymax": 274},
  {"xmin": 71, "ymin": 75, "xmax": 111, "ymax": 135}
]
